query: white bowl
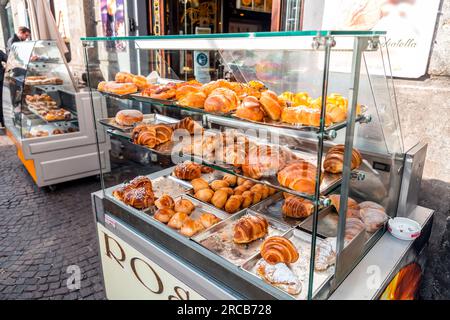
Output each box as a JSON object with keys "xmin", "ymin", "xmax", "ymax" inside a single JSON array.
[{"xmin": 387, "ymin": 217, "xmax": 421, "ymax": 241}]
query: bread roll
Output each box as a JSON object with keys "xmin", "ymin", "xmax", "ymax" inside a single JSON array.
[
  {"xmin": 222, "ymin": 174, "xmax": 237, "ymax": 187},
  {"xmin": 241, "ymin": 191, "xmax": 254, "ymax": 208},
  {"xmin": 210, "ymin": 180, "xmax": 229, "ymax": 191},
  {"xmin": 194, "ymin": 188, "xmax": 214, "ymax": 203},
  {"xmin": 225, "ymin": 195, "xmax": 243, "ymax": 214},
  {"xmin": 211, "ymin": 189, "xmax": 229, "ymax": 209},
  {"xmin": 174, "ymin": 199, "xmax": 195, "ymax": 215}
]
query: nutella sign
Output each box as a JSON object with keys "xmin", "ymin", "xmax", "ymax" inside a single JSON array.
[{"xmin": 97, "ymin": 223, "xmax": 204, "ymax": 300}]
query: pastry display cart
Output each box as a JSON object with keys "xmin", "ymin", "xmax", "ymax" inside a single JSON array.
[
  {"xmin": 85, "ymin": 31, "xmax": 433, "ymax": 300},
  {"xmin": 2, "ymin": 40, "xmax": 110, "ymax": 188}
]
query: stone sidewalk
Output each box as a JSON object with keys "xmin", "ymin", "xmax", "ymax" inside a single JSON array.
[{"xmin": 0, "ymin": 136, "xmax": 105, "ymax": 300}]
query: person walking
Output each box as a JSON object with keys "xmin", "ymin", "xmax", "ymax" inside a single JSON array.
[
  {"xmin": 6, "ymin": 26, "xmax": 31, "ymax": 55},
  {"xmin": 0, "ymin": 49, "xmax": 7, "ymax": 129}
]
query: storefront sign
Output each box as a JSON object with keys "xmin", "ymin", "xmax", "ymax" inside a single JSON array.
[
  {"xmin": 320, "ymin": 0, "xmax": 440, "ymax": 78},
  {"xmin": 97, "ymin": 223, "xmax": 205, "ymax": 300}
]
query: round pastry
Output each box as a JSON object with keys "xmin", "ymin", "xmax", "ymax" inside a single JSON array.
[
  {"xmin": 261, "ymin": 236, "xmax": 299, "ymax": 264},
  {"xmin": 155, "ymin": 194, "xmax": 175, "ymax": 210},
  {"xmin": 115, "ymin": 109, "xmax": 144, "ymax": 126},
  {"xmin": 194, "ymin": 188, "xmax": 214, "ymax": 203},
  {"xmin": 259, "ymin": 90, "xmax": 283, "ymax": 121},
  {"xmin": 174, "ymin": 199, "xmax": 195, "ymax": 215},
  {"xmin": 191, "ymin": 178, "xmax": 210, "ymax": 193},
  {"xmin": 154, "ymin": 208, "xmax": 176, "ymax": 223},
  {"xmin": 235, "ymin": 96, "xmax": 265, "ymax": 122},
  {"xmin": 210, "ymin": 180, "xmax": 229, "ymax": 191}
]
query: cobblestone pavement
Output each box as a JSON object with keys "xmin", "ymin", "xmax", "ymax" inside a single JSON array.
[
  {"xmin": 0, "ymin": 136, "xmax": 105, "ymax": 300},
  {"xmin": 0, "ymin": 134, "xmax": 448, "ymax": 299}
]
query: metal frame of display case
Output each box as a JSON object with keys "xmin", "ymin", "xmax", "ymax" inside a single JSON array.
[{"xmin": 83, "ymin": 31, "xmax": 432, "ymax": 300}]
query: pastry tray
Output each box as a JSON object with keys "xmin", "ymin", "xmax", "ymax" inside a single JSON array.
[
  {"xmin": 192, "ymin": 210, "xmax": 292, "ymax": 266},
  {"xmin": 130, "ymin": 93, "xmax": 175, "ymax": 106},
  {"xmin": 98, "ymin": 113, "xmax": 177, "ymax": 132},
  {"xmin": 149, "ymin": 195, "xmax": 231, "ymax": 238},
  {"xmin": 240, "ymin": 228, "xmax": 334, "ymax": 300},
  {"xmin": 250, "ymin": 192, "xmax": 312, "ymax": 228},
  {"xmin": 26, "ymin": 104, "xmax": 76, "ymax": 123},
  {"xmin": 99, "ymin": 90, "xmax": 135, "ymax": 99},
  {"xmin": 230, "ymin": 105, "xmax": 368, "ymax": 132},
  {"xmin": 298, "ymin": 206, "xmax": 339, "ymax": 238}
]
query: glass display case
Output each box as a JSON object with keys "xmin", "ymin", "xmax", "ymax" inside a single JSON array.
[
  {"xmin": 85, "ymin": 31, "xmax": 432, "ymax": 300},
  {"xmin": 2, "ymin": 40, "xmax": 110, "ymax": 187}
]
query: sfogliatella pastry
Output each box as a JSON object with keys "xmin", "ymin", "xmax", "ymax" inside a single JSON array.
[
  {"xmin": 233, "ymin": 214, "xmax": 268, "ymax": 244},
  {"xmin": 315, "ymin": 237, "xmax": 337, "ymax": 271},
  {"xmin": 174, "ymin": 198, "xmax": 195, "ymax": 215},
  {"xmin": 154, "ymin": 208, "xmax": 176, "ymax": 223},
  {"xmin": 235, "ymin": 96, "xmax": 265, "ymax": 122},
  {"xmin": 323, "ymin": 144, "xmax": 362, "ymax": 174},
  {"xmin": 180, "ymin": 218, "xmax": 205, "ymax": 237},
  {"xmin": 256, "ymin": 260, "xmax": 302, "ymax": 295},
  {"xmin": 173, "ymin": 161, "xmax": 202, "ymax": 180},
  {"xmin": 115, "ymin": 109, "xmax": 144, "ymax": 126},
  {"xmin": 261, "ymin": 236, "xmax": 299, "ymax": 265},
  {"xmin": 199, "ymin": 213, "xmax": 221, "ymax": 229},
  {"xmin": 155, "ymin": 194, "xmax": 175, "ymax": 210},
  {"xmin": 282, "ymin": 196, "xmax": 314, "ymax": 219},
  {"xmin": 277, "ymin": 160, "xmax": 318, "ymax": 195}
]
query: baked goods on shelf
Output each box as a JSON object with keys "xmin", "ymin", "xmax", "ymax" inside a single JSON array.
[
  {"xmin": 235, "ymin": 96, "xmax": 265, "ymax": 122},
  {"xmin": 329, "ymin": 194, "xmax": 361, "ymax": 218},
  {"xmin": 281, "ymin": 196, "xmax": 314, "ymax": 218},
  {"xmin": 52, "ymin": 129, "xmax": 65, "ymax": 135},
  {"xmin": 172, "ymin": 117, "xmax": 203, "ymax": 135},
  {"xmin": 210, "ymin": 180, "xmax": 229, "ymax": 191},
  {"xmin": 315, "ymin": 237, "xmax": 337, "ymax": 271},
  {"xmin": 25, "ymin": 76, "xmax": 63, "ymax": 86},
  {"xmin": 191, "ymin": 178, "xmax": 209, "ymax": 192},
  {"xmin": 210, "ymin": 189, "xmax": 228, "ymax": 209},
  {"xmin": 259, "ymin": 90, "xmax": 283, "ymax": 121},
  {"xmin": 112, "ymin": 176, "xmax": 155, "ymax": 210},
  {"xmin": 178, "ymin": 91, "xmax": 207, "ymax": 108},
  {"xmin": 168, "ymin": 212, "xmax": 189, "ymax": 229},
  {"xmin": 115, "ymin": 109, "xmax": 144, "ymax": 126},
  {"xmin": 224, "ymin": 195, "xmax": 243, "ymax": 214},
  {"xmin": 345, "ymin": 217, "xmax": 365, "ymax": 242},
  {"xmin": 173, "ymin": 161, "xmax": 202, "ymax": 180},
  {"xmin": 281, "ymin": 106, "xmax": 332, "ymax": 127},
  {"xmin": 242, "ymin": 145, "xmax": 294, "ymax": 180},
  {"xmin": 261, "ymin": 236, "xmax": 299, "ymax": 264},
  {"xmin": 194, "ymin": 188, "xmax": 214, "ymax": 203},
  {"xmin": 222, "ymin": 174, "xmax": 237, "ymax": 187},
  {"xmin": 155, "ymin": 194, "xmax": 175, "ymax": 210},
  {"xmin": 256, "ymin": 260, "xmax": 302, "ymax": 295},
  {"xmin": 359, "ymin": 201, "xmax": 388, "ymax": 233},
  {"xmin": 199, "ymin": 213, "xmax": 221, "ymax": 229},
  {"xmin": 277, "ymin": 160, "xmax": 319, "ymax": 195},
  {"xmin": 180, "ymin": 218, "xmax": 205, "ymax": 237},
  {"xmin": 42, "ymin": 109, "xmax": 71, "ymax": 121},
  {"xmin": 204, "ymin": 88, "xmax": 239, "ymax": 113},
  {"xmin": 323, "ymin": 144, "xmax": 362, "ymax": 174},
  {"xmin": 97, "ymin": 81, "xmax": 138, "ymax": 95},
  {"xmin": 147, "ymin": 83, "xmax": 177, "ymax": 100},
  {"xmin": 174, "ymin": 198, "xmax": 195, "ymax": 215},
  {"xmin": 132, "ymin": 123, "xmax": 173, "ymax": 148},
  {"xmin": 154, "ymin": 208, "xmax": 176, "ymax": 223},
  {"xmin": 233, "ymin": 214, "xmax": 268, "ymax": 244},
  {"xmin": 115, "ymin": 71, "xmax": 134, "ymax": 83}
]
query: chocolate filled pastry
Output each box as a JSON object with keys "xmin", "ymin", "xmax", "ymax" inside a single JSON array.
[
  {"xmin": 194, "ymin": 188, "xmax": 214, "ymax": 203},
  {"xmin": 168, "ymin": 212, "xmax": 189, "ymax": 229},
  {"xmin": 199, "ymin": 213, "xmax": 221, "ymax": 229},
  {"xmin": 180, "ymin": 218, "xmax": 205, "ymax": 237},
  {"xmin": 155, "ymin": 194, "xmax": 175, "ymax": 210},
  {"xmin": 225, "ymin": 195, "xmax": 243, "ymax": 214},
  {"xmin": 210, "ymin": 189, "xmax": 229, "ymax": 209},
  {"xmin": 154, "ymin": 208, "xmax": 176, "ymax": 223},
  {"xmin": 115, "ymin": 109, "xmax": 144, "ymax": 126},
  {"xmin": 323, "ymin": 144, "xmax": 362, "ymax": 174},
  {"xmin": 282, "ymin": 197, "xmax": 314, "ymax": 219},
  {"xmin": 210, "ymin": 179, "xmax": 229, "ymax": 191},
  {"xmin": 174, "ymin": 161, "xmax": 202, "ymax": 180},
  {"xmin": 191, "ymin": 178, "xmax": 209, "ymax": 193},
  {"xmin": 174, "ymin": 199, "xmax": 195, "ymax": 215},
  {"xmin": 261, "ymin": 236, "xmax": 299, "ymax": 264},
  {"xmin": 233, "ymin": 215, "xmax": 268, "ymax": 244},
  {"xmin": 256, "ymin": 260, "xmax": 302, "ymax": 295}
]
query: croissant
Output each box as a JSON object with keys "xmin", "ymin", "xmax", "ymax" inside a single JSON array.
[
  {"xmin": 180, "ymin": 218, "xmax": 205, "ymax": 237},
  {"xmin": 168, "ymin": 212, "xmax": 189, "ymax": 229},
  {"xmin": 259, "ymin": 90, "xmax": 283, "ymax": 121},
  {"xmin": 122, "ymin": 188, "xmax": 155, "ymax": 209},
  {"xmin": 222, "ymin": 174, "xmax": 237, "ymax": 187},
  {"xmin": 225, "ymin": 195, "xmax": 243, "ymax": 214},
  {"xmin": 155, "ymin": 194, "xmax": 175, "ymax": 210},
  {"xmin": 261, "ymin": 236, "xmax": 299, "ymax": 264},
  {"xmin": 174, "ymin": 198, "xmax": 195, "ymax": 215},
  {"xmin": 154, "ymin": 208, "xmax": 176, "ymax": 223},
  {"xmin": 199, "ymin": 213, "xmax": 221, "ymax": 229},
  {"xmin": 173, "ymin": 117, "xmax": 203, "ymax": 135},
  {"xmin": 359, "ymin": 202, "xmax": 388, "ymax": 233},
  {"xmin": 235, "ymin": 96, "xmax": 265, "ymax": 122},
  {"xmin": 282, "ymin": 197, "xmax": 314, "ymax": 218},
  {"xmin": 204, "ymin": 88, "xmax": 238, "ymax": 113},
  {"xmin": 323, "ymin": 144, "xmax": 362, "ymax": 174},
  {"xmin": 329, "ymin": 194, "xmax": 360, "ymax": 218},
  {"xmin": 233, "ymin": 215, "xmax": 269, "ymax": 244},
  {"xmin": 128, "ymin": 176, "xmax": 153, "ymax": 190},
  {"xmin": 173, "ymin": 161, "xmax": 202, "ymax": 180},
  {"xmin": 242, "ymin": 145, "xmax": 287, "ymax": 179},
  {"xmin": 132, "ymin": 124, "xmax": 157, "ymax": 148},
  {"xmin": 191, "ymin": 178, "xmax": 210, "ymax": 192},
  {"xmin": 153, "ymin": 124, "xmax": 173, "ymax": 145},
  {"xmin": 277, "ymin": 160, "xmax": 318, "ymax": 195}
]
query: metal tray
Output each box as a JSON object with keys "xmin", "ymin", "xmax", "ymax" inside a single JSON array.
[
  {"xmin": 193, "ymin": 210, "xmax": 292, "ymax": 266},
  {"xmin": 150, "ymin": 195, "xmax": 231, "ymax": 238},
  {"xmin": 169, "ymin": 169, "xmax": 224, "ymax": 189},
  {"xmin": 298, "ymin": 206, "xmax": 339, "ymax": 238},
  {"xmin": 26, "ymin": 105, "xmax": 76, "ymax": 123},
  {"xmin": 241, "ymin": 228, "xmax": 334, "ymax": 300},
  {"xmin": 250, "ymin": 192, "xmax": 311, "ymax": 227},
  {"xmin": 130, "ymin": 93, "xmax": 175, "ymax": 106}
]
